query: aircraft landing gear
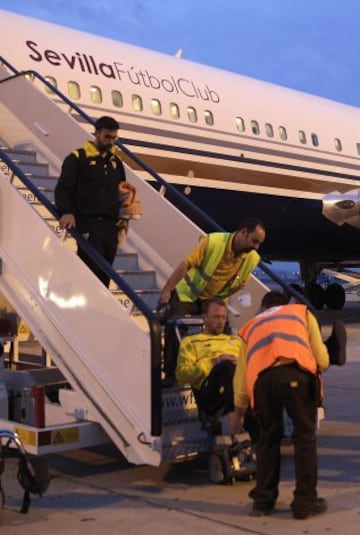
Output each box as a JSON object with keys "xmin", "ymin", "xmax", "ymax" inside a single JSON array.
[
  {"xmin": 303, "ymin": 282, "xmax": 346, "ymax": 310},
  {"xmin": 324, "ymin": 283, "xmax": 346, "ymax": 310},
  {"xmin": 299, "ymin": 262, "xmax": 346, "ymax": 310},
  {"xmin": 304, "ymin": 282, "xmax": 325, "ymax": 310},
  {"xmin": 301, "ymin": 282, "xmax": 345, "ymax": 310}
]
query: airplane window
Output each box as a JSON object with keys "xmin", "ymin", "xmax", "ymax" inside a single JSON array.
[
  {"xmin": 279, "ymin": 126, "xmax": 287, "ymax": 141},
  {"xmin": 90, "ymin": 86, "xmax": 102, "ymax": 104},
  {"xmin": 204, "ymin": 110, "xmax": 214, "ymax": 126},
  {"xmin": 151, "ymin": 98, "xmax": 162, "ymax": 115},
  {"xmin": 236, "ymin": 117, "xmax": 245, "ymax": 132},
  {"xmin": 251, "ymin": 120, "xmax": 260, "ymax": 135},
  {"xmin": 111, "ymin": 90, "xmax": 123, "ymax": 108},
  {"xmin": 132, "ymin": 94, "xmax": 143, "ymax": 112},
  {"xmin": 311, "ymin": 133, "xmax": 319, "ymax": 146},
  {"xmin": 44, "ymin": 76, "xmax": 57, "ymax": 94},
  {"xmin": 170, "ymin": 102, "xmax": 180, "ymax": 119},
  {"xmin": 334, "ymin": 138, "xmax": 342, "ymax": 152},
  {"xmin": 265, "ymin": 123, "xmax": 274, "ymax": 137},
  {"xmin": 298, "ymin": 130, "xmax": 307, "ymax": 144},
  {"xmin": 68, "ymin": 81, "xmax": 80, "ymax": 100},
  {"xmin": 187, "ymin": 106, "xmax": 198, "ymax": 123}
]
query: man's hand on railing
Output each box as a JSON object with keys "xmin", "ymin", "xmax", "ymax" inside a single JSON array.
[{"xmin": 59, "ymin": 213, "xmax": 76, "ymax": 229}]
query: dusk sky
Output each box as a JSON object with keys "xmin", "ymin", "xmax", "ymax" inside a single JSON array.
[{"xmin": 1, "ymin": 0, "xmax": 360, "ymax": 108}]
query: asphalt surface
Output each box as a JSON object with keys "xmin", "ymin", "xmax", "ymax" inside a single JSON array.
[{"xmin": 0, "ymin": 301, "xmax": 359, "ymax": 534}]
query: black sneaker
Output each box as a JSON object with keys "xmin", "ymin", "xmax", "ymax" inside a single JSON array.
[
  {"xmin": 250, "ymin": 502, "xmax": 275, "ymax": 517},
  {"xmin": 291, "ymin": 497, "xmax": 328, "ymax": 520}
]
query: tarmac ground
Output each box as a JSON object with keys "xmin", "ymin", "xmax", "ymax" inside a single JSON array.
[{"xmin": 0, "ymin": 300, "xmax": 359, "ymax": 534}]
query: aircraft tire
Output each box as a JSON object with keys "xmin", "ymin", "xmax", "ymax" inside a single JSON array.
[
  {"xmin": 305, "ymin": 283, "xmax": 325, "ymax": 310},
  {"xmin": 325, "ymin": 283, "xmax": 346, "ymax": 310}
]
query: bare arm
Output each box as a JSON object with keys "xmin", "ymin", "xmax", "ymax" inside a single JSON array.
[
  {"xmin": 307, "ymin": 310, "xmax": 330, "ymax": 371},
  {"xmin": 231, "ymin": 406, "xmax": 246, "ymax": 434},
  {"xmin": 159, "ymin": 261, "xmax": 188, "ymax": 304}
]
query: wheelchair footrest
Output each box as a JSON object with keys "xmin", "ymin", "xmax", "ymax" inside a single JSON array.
[{"xmin": 208, "ymin": 432, "xmax": 256, "ymax": 484}]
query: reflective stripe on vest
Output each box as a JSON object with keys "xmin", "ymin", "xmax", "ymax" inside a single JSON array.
[
  {"xmin": 176, "ymin": 232, "xmax": 260, "ymax": 302},
  {"xmin": 240, "ymin": 304, "xmax": 317, "ymax": 407}
]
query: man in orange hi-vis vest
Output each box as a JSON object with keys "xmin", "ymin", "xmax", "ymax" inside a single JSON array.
[{"xmin": 233, "ymin": 290, "xmax": 346, "ymax": 520}]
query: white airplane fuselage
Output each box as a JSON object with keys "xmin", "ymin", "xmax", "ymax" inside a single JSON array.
[{"xmin": 1, "ymin": 9, "xmax": 360, "ymax": 266}]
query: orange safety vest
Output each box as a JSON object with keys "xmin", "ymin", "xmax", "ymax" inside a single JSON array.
[{"xmin": 239, "ymin": 304, "xmax": 318, "ymax": 408}]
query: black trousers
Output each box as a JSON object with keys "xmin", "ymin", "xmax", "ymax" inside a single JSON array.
[
  {"xmin": 249, "ymin": 363, "xmax": 319, "ymax": 507},
  {"xmin": 77, "ymin": 217, "xmax": 118, "ymax": 287},
  {"xmin": 196, "ymin": 360, "xmax": 236, "ymax": 419},
  {"xmin": 163, "ymin": 292, "xmax": 203, "ymax": 378}
]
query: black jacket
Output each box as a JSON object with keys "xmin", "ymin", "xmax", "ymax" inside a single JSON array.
[{"xmin": 55, "ymin": 141, "xmax": 126, "ymax": 221}]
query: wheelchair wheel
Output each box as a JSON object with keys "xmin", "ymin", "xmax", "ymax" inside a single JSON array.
[{"xmin": 208, "ymin": 451, "xmax": 234, "ymax": 485}]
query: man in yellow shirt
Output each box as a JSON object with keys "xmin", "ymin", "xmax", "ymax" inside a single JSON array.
[
  {"xmin": 233, "ymin": 291, "xmax": 345, "ymax": 520},
  {"xmin": 176, "ymin": 297, "xmax": 247, "ymax": 436},
  {"xmin": 160, "ymin": 218, "xmax": 266, "ymax": 387}
]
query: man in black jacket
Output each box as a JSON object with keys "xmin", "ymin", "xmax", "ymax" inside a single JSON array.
[{"xmin": 55, "ymin": 116, "xmax": 126, "ymax": 287}]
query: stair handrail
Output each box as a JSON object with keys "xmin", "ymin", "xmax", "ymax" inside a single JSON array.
[
  {"xmin": 0, "ymin": 57, "xmax": 314, "ymax": 436},
  {"xmin": 0, "ymin": 57, "xmax": 310, "ymax": 308},
  {"xmin": 0, "ymin": 148, "xmax": 163, "ymax": 435}
]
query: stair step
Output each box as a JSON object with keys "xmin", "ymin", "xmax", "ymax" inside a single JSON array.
[
  {"xmin": 11, "ymin": 175, "xmax": 58, "ymax": 190},
  {"xmin": 18, "ymin": 188, "xmax": 55, "ymax": 206},
  {"xmin": 15, "ymin": 161, "xmax": 50, "ymax": 177},
  {"xmin": 113, "ymin": 252, "xmax": 139, "ymax": 270},
  {"xmin": 112, "ymin": 269, "xmax": 157, "ymax": 290},
  {"xmin": 112, "ymin": 288, "xmax": 159, "ymax": 312},
  {"xmin": 3, "ymin": 148, "xmax": 38, "ymax": 163}
]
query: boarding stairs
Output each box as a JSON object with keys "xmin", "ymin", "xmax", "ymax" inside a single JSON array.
[
  {"xmin": 3, "ymin": 145, "xmax": 161, "ymax": 318},
  {"xmin": 0, "ymin": 59, "xmax": 268, "ymax": 466},
  {"xmin": 0, "ymin": 142, "xmax": 209, "ymax": 461}
]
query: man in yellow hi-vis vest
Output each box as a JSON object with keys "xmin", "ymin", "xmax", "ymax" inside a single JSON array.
[{"xmin": 158, "ymin": 218, "xmax": 266, "ymax": 388}]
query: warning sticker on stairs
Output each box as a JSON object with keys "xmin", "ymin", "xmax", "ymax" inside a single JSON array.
[
  {"xmin": 17, "ymin": 320, "xmax": 31, "ymax": 341},
  {"xmin": 51, "ymin": 427, "xmax": 79, "ymax": 446}
]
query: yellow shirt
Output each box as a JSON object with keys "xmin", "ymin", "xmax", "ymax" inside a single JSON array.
[
  {"xmin": 233, "ymin": 309, "xmax": 330, "ymax": 409},
  {"xmin": 183, "ymin": 234, "xmax": 250, "ymax": 300},
  {"xmin": 176, "ymin": 332, "xmax": 245, "ymax": 390}
]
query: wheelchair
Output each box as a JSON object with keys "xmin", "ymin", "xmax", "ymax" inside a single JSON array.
[{"xmin": 171, "ymin": 316, "xmax": 257, "ymax": 485}]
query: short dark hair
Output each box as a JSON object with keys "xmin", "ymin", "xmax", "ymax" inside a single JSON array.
[
  {"xmin": 238, "ymin": 217, "xmax": 265, "ymax": 233},
  {"xmin": 95, "ymin": 116, "xmax": 119, "ymax": 131},
  {"xmin": 202, "ymin": 297, "xmax": 227, "ymax": 314},
  {"xmin": 261, "ymin": 290, "xmax": 287, "ymax": 309}
]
